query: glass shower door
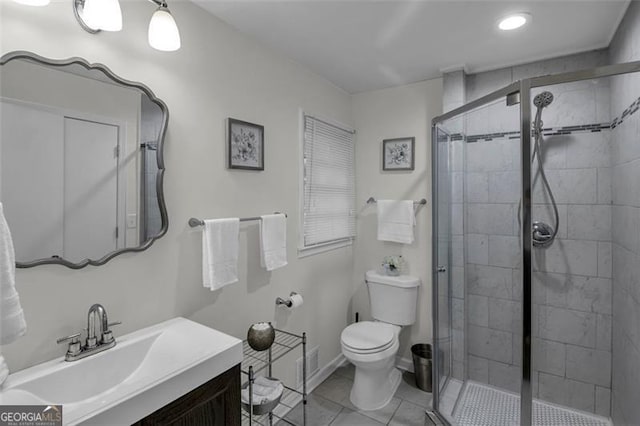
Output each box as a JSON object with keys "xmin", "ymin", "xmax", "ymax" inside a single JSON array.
[
  {"xmin": 432, "ymin": 119, "xmax": 465, "ymax": 423},
  {"xmin": 433, "ymin": 61, "xmax": 640, "ymax": 426},
  {"xmin": 433, "ymin": 125, "xmax": 452, "ymax": 401},
  {"xmin": 432, "ymin": 91, "xmax": 524, "ymax": 425}
]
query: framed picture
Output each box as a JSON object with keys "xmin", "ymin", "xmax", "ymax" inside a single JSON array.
[
  {"xmin": 383, "ymin": 137, "xmax": 415, "ymax": 171},
  {"xmin": 228, "ymin": 118, "xmax": 264, "ymax": 170}
]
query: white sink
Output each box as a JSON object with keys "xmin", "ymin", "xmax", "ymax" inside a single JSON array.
[{"xmin": 0, "ymin": 317, "xmax": 242, "ymax": 425}]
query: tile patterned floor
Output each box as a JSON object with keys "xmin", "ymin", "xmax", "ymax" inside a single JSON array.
[
  {"xmin": 454, "ymin": 381, "xmax": 612, "ymax": 426},
  {"xmin": 279, "ymin": 363, "xmax": 439, "ymax": 426}
]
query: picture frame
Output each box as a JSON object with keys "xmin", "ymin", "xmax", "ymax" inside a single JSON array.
[
  {"xmin": 228, "ymin": 118, "xmax": 264, "ymax": 170},
  {"xmin": 383, "ymin": 137, "xmax": 415, "ymax": 171}
]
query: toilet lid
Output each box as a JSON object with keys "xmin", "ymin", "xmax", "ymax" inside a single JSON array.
[{"xmin": 341, "ymin": 321, "xmax": 397, "ymax": 353}]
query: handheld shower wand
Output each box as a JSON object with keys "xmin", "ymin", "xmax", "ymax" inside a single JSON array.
[{"xmin": 531, "ymin": 91, "xmax": 559, "ymax": 248}]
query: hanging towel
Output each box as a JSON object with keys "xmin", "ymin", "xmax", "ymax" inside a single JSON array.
[
  {"xmin": 377, "ymin": 200, "xmax": 415, "ymax": 244},
  {"xmin": 259, "ymin": 214, "xmax": 287, "ymax": 271},
  {"xmin": 0, "ymin": 355, "xmax": 8, "ymax": 386},
  {"xmin": 0, "ymin": 203, "xmax": 26, "ymax": 345},
  {"xmin": 0, "ymin": 203, "xmax": 26, "ymax": 387},
  {"xmin": 202, "ymin": 218, "xmax": 240, "ymax": 291}
]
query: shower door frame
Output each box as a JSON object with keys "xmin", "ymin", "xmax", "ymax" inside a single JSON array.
[{"xmin": 430, "ymin": 59, "xmax": 640, "ymax": 426}]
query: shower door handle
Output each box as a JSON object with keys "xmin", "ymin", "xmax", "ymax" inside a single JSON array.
[{"xmin": 437, "ymin": 266, "xmax": 447, "ymax": 273}]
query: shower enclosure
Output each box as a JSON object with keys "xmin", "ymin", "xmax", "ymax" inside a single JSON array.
[{"xmin": 431, "ymin": 60, "xmax": 640, "ymax": 426}]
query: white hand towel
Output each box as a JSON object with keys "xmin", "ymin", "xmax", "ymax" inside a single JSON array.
[
  {"xmin": 0, "ymin": 203, "xmax": 26, "ymax": 346},
  {"xmin": 254, "ymin": 376, "xmax": 282, "ymax": 391},
  {"xmin": 377, "ymin": 200, "xmax": 415, "ymax": 244},
  {"xmin": 0, "ymin": 355, "xmax": 8, "ymax": 386},
  {"xmin": 259, "ymin": 214, "xmax": 287, "ymax": 271},
  {"xmin": 202, "ymin": 218, "xmax": 240, "ymax": 291},
  {"xmin": 242, "ymin": 388, "xmax": 264, "ymax": 404},
  {"xmin": 248, "ymin": 382, "xmax": 273, "ymax": 397},
  {"xmin": 261, "ymin": 383, "xmax": 283, "ymax": 403},
  {"xmin": 241, "ymin": 377, "xmax": 284, "ymax": 404},
  {"xmin": 257, "ymin": 377, "xmax": 283, "ymax": 402}
]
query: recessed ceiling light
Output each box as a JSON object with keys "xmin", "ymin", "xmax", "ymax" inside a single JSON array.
[{"xmin": 498, "ymin": 13, "xmax": 531, "ymax": 31}]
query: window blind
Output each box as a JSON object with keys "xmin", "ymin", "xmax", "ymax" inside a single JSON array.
[{"xmin": 302, "ymin": 114, "xmax": 356, "ymax": 248}]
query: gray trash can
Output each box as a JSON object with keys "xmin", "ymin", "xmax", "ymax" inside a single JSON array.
[{"xmin": 411, "ymin": 343, "xmax": 432, "ymax": 392}]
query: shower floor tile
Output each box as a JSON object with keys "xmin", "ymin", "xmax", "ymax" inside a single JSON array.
[{"xmin": 453, "ymin": 381, "xmax": 611, "ymax": 426}]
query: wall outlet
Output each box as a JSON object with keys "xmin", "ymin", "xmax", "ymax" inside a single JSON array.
[
  {"xmin": 296, "ymin": 346, "xmax": 319, "ymax": 389},
  {"xmin": 127, "ymin": 214, "xmax": 137, "ymax": 228}
]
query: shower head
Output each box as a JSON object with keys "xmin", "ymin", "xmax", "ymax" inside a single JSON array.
[{"xmin": 533, "ymin": 91, "xmax": 554, "ymax": 108}]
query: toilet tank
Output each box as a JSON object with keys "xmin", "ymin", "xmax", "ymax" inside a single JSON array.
[{"xmin": 365, "ymin": 270, "xmax": 420, "ymax": 326}]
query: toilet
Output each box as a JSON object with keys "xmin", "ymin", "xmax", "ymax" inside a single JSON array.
[{"xmin": 340, "ymin": 270, "xmax": 421, "ymax": 411}]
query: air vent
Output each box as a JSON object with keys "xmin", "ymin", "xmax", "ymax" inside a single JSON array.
[{"xmin": 296, "ymin": 346, "xmax": 319, "ymax": 389}]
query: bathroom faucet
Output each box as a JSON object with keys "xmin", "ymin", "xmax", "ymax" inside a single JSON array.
[
  {"xmin": 87, "ymin": 304, "xmax": 109, "ymax": 348},
  {"xmin": 57, "ymin": 304, "xmax": 121, "ymax": 362}
]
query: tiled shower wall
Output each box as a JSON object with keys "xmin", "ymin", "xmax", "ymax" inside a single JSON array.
[
  {"xmin": 530, "ymin": 125, "xmax": 613, "ymax": 417},
  {"xmin": 461, "ymin": 127, "xmax": 615, "ymax": 416},
  {"xmin": 444, "ymin": 50, "xmax": 617, "ymax": 416},
  {"xmin": 609, "ymin": 1, "xmax": 640, "ymax": 424},
  {"xmin": 464, "ymin": 128, "xmax": 523, "ymax": 395},
  {"xmin": 530, "ymin": 77, "xmax": 613, "ymax": 417}
]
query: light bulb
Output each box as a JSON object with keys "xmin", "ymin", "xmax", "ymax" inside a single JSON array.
[
  {"xmin": 148, "ymin": 7, "xmax": 181, "ymax": 52},
  {"xmin": 82, "ymin": 0, "xmax": 122, "ymax": 31},
  {"xmin": 11, "ymin": 0, "xmax": 50, "ymax": 6},
  {"xmin": 98, "ymin": 0, "xmax": 122, "ymax": 31},
  {"xmin": 498, "ymin": 13, "xmax": 530, "ymax": 31},
  {"xmin": 80, "ymin": 0, "xmax": 101, "ymax": 30}
]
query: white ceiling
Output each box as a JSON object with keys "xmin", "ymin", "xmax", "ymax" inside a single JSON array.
[{"xmin": 193, "ymin": 0, "xmax": 630, "ymax": 93}]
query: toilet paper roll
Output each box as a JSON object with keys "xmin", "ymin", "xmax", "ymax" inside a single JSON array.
[{"xmin": 288, "ymin": 293, "xmax": 304, "ymax": 309}]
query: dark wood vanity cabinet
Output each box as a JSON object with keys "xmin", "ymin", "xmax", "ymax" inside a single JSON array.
[{"xmin": 132, "ymin": 364, "xmax": 241, "ymax": 426}]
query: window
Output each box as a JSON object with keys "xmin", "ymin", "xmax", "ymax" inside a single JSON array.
[{"xmin": 300, "ymin": 113, "xmax": 356, "ymax": 254}]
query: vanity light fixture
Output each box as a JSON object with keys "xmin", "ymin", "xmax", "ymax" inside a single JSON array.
[
  {"xmin": 148, "ymin": 1, "xmax": 181, "ymax": 52},
  {"xmin": 74, "ymin": 0, "xmax": 123, "ymax": 33},
  {"xmin": 498, "ymin": 13, "xmax": 531, "ymax": 31},
  {"xmin": 73, "ymin": 0, "xmax": 181, "ymax": 51}
]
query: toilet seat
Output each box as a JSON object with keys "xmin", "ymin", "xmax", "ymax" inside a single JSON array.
[{"xmin": 341, "ymin": 321, "xmax": 398, "ymax": 354}]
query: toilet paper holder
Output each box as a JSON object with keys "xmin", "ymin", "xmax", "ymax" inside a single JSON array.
[{"xmin": 275, "ymin": 292, "xmax": 299, "ymax": 308}]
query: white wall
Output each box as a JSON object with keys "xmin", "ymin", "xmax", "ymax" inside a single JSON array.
[
  {"xmin": 352, "ymin": 80, "xmax": 443, "ymax": 361},
  {"xmin": 0, "ymin": 0, "xmax": 354, "ymax": 384}
]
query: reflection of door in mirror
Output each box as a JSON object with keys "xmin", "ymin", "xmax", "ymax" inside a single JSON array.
[
  {"xmin": 0, "ymin": 101, "xmax": 126, "ymax": 262},
  {"xmin": 64, "ymin": 118, "xmax": 120, "ymax": 261}
]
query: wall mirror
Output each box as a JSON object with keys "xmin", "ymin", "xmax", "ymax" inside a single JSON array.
[{"xmin": 0, "ymin": 51, "xmax": 168, "ymax": 268}]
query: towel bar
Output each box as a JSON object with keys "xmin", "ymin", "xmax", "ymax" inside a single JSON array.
[
  {"xmin": 366, "ymin": 197, "xmax": 427, "ymax": 205},
  {"xmin": 188, "ymin": 212, "xmax": 287, "ymax": 228}
]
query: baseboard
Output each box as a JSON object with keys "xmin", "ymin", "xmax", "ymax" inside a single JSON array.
[
  {"xmin": 308, "ymin": 353, "xmax": 348, "ymax": 392},
  {"xmin": 271, "ymin": 352, "xmax": 347, "ymax": 420},
  {"xmin": 396, "ymin": 356, "xmax": 414, "ymax": 373}
]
